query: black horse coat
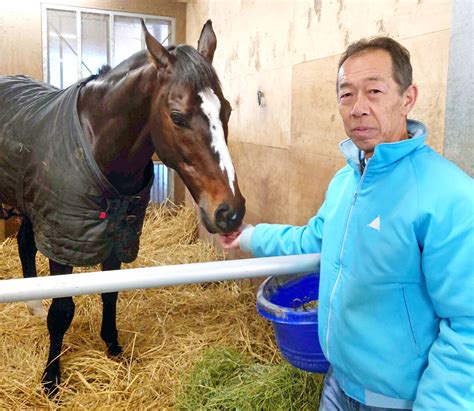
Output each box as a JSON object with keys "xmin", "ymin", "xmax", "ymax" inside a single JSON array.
[{"xmin": 0, "ymin": 75, "xmax": 153, "ymax": 266}]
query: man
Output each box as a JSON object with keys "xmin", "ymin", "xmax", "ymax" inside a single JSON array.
[{"xmin": 218, "ymin": 37, "xmax": 473, "ymax": 410}]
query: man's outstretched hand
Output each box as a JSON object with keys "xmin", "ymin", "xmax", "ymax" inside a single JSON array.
[{"xmin": 217, "ymin": 223, "xmax": 248, "ymax": 250}]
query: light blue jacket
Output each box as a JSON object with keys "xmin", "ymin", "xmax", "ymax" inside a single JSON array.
[{"xmin": 242, "ymin": 120, "xmax": 474, "ymax": 410}]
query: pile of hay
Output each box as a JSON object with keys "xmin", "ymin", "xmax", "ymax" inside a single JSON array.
[{"xmin": 0, "ymin": 203, "xmax": 322, "ymax": 409}]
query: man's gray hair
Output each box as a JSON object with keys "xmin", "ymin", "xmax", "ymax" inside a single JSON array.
[{"xmin": 338, "ymin": 37, "xmax": 413, "ymax": 94}]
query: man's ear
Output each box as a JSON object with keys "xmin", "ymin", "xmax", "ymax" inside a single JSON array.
[
  {"xmin": 402, "ymin": 84, "xmax": 418, "ymax": 116},
  {"xmin": 141, "ymin": 19, "xmax": 176, "ymax": 70},
  {"xmin": 197, "ymin": 20, "xmax": 217, "ymax": 63}
]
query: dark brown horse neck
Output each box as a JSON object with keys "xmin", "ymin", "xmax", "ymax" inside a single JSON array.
[{"xmin": 78, "ymin": 51, "xmax": 159, "ymax": 195}]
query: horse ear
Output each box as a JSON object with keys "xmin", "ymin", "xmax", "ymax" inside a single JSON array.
[
  {"xmin": 197, "ymin": 20, "xmax": 217, "ymax": 63},
  {"xmin": 141, "ymin": 19, "xmax": 175, "ymax": 70}
]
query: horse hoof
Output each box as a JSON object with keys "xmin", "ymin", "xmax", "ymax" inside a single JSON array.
[
  {"xmin": 107, "ymin": 343, "xmax": 123, "ymax": 357},
  {"xmin": 42, "ymin": 372, "xmax": 60, "ymax": 397},
  {"xmin": 26, "ymin": 300, "xmax": 47, "ymax": 318}
]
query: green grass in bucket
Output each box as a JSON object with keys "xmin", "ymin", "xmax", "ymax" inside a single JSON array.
[{"xmin": 175, "ymin": 348, "xmax": 324, "ymax": 410}]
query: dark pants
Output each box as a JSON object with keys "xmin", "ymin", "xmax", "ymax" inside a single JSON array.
[{"xmin": 319, "ymin": 368, "xmax": 412, "ymax": 411}]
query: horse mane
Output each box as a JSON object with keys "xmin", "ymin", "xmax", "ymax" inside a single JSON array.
[
  {"xmin": 170, "ymin": 45, "xmax": 221, "ymax": 92},
  {"xmin": 97, "ymin": 45, "xmax": 220, "ymax": 92},
  {"xmin": 97, "ymin": 65, "xmax": 112, "ymax": 77}
]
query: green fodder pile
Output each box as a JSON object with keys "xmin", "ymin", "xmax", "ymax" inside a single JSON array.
[
  {"xmin": 0, "ymin": 203, "xmax": 322, "ymax": 409},
  {"xmin": 176, "ymin": 348, "xmax": 323, "ymax": 410}
]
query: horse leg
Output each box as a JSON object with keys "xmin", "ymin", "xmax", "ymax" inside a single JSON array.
[
  {"xmin": 17, "ymin": 216, "xmax": 47, "ymax": 317},
  {"xmin": 100, "ymin": 250, "xmax": 122, "ymax": 357},
  {"xmin": 42, "ymin": 259, "xmax": 74, "ymax": 397}
]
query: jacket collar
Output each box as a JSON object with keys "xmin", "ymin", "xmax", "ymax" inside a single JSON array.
[{"xmin": 339, "ymin": 119, "xmax": 427, "ymax": 173}]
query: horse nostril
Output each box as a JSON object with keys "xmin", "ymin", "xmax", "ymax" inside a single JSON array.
[
  {"xmin": 214, "ymin": 203, "xmax": 239, "ymax": 232},
  {"xmin": 215, "ymin": 203, "xmax": 231, "ymax": 222}
]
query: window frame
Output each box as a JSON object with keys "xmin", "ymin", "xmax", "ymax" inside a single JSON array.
[{"xmin": 41, "ymin": 3, "xmax": 176, "ymax": 84}]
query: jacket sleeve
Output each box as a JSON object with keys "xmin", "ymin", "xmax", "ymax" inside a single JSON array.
[
  {"xmin": 247, "ymin": 200, "xmax": 327, "ymax": 258},
  {"xmin": 413, "ymin": 176, "xmax": 474, "ymax": 410}
]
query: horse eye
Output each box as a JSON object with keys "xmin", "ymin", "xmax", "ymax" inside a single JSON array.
[
  {"xmin": 182, "ymin": 155, "xmax": 192, "ymax": 165},
  {"xmin": 170, "ymin": 112, "xmax": 189, "ymax": 128}
]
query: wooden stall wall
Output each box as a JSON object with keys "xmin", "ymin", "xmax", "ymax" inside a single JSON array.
[
  {"xmin": 0, "ymin": 0, "xmax": 186, "ymax": 240},
  {"xmin": 185, "ymin": 0, "xmax": 452, "ymax": 238}
]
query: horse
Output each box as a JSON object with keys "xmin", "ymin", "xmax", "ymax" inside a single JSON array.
[{"xmin": 0, "ymin": 20, "xmax": 245, "ymax": 396}]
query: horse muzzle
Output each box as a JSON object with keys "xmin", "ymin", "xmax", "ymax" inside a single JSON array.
[{"xmin": 199, "ymin": 199, "xmax": 245, "ymax": 234}]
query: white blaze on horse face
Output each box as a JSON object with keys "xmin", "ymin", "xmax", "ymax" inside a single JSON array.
[{"xmin": 198, "ymin": 88, "xmax": 236, "ymax": 195}]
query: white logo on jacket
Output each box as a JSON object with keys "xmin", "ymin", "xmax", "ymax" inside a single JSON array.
[{"xmin": 368, "ymin": 216, "xmax": 381, "ymax": 231}]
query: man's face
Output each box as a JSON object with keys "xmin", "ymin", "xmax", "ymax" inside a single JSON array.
[{"xmin": 337, "ymin": 49, "xmax": 417, "ymax": 158}]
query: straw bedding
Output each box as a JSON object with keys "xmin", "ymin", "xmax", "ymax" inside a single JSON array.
[{"xmin": 0, "ymin": 203, "xmax": 322, "ymax": 409}]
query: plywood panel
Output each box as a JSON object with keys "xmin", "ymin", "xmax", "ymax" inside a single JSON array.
[
  {"xmin": 185, "ymin": 0, "xmax": 210, "ymax": 47},
  {"xmin": 291, "ymin": 32, "xmax": 449, "ymax": 159},
  {"xmin": 292, "ymin": 0, "xmax": 452, "ymax": 65},
  {"xmin": 195, "ymin": 0, "xmax": 294, "ymax": 79},
  {"xmin": 185, "ymin": 0, "xmax": 242, "ymax": 82},
  {"xmin": 406, "ymin": 30, "xmax": 450, "ymax": 154},
  {"xmin": 229, "ymin": 141, "xmax": 290, "ymax": 225},
  {"xmin": 229, "ymin": 66, "xmax": 292, "ymax": 149},
  {"xmin": 287, "ymin": 149, "xmax": 345, "ymax": 226},
  {"xmin": 291, "ymin": 54, "xmax": 346, "ymax": 157},
  {"xmin": 0, "ymin": 212, "xmax": 21, "ymax": 241},
  {"xmin": 0, "ymin": 2, "xmax": 42, "ymax": 78},
  {"xmin": 231, "ymin": 0, "xmax": 294, "ymax": 76}
]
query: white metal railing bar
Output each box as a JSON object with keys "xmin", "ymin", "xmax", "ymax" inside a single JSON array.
[{"xmin": 0, "ymin": 254, "xmax": 320, "ymax": 304}]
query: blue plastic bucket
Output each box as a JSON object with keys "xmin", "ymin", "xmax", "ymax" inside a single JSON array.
[{"xmin": 256, "ymin": 272, "xmax": 329, "ymax": 373}]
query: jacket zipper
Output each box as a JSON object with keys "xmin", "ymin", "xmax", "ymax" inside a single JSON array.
[{"xmin": 325, "ymin": 159, "xmax": 368, "ymax": 362}]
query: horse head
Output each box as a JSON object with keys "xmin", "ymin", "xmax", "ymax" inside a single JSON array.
[{"xmin": 142, "ymin": 20, "xmax": 245, "ymax": 234}]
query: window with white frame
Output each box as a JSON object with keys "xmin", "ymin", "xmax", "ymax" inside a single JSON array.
[
  {"xmin": 42, "ymin": 5, "xmax": 175, "ymax": 203},
  {"xmin": 42, "ymin": 5, "xmax": 175, "ymax": 88}
]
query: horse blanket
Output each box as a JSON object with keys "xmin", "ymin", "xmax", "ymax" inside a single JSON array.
[{"xmin": 0, "ymin": 75, "xmax": 153, "ymax": 266}]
